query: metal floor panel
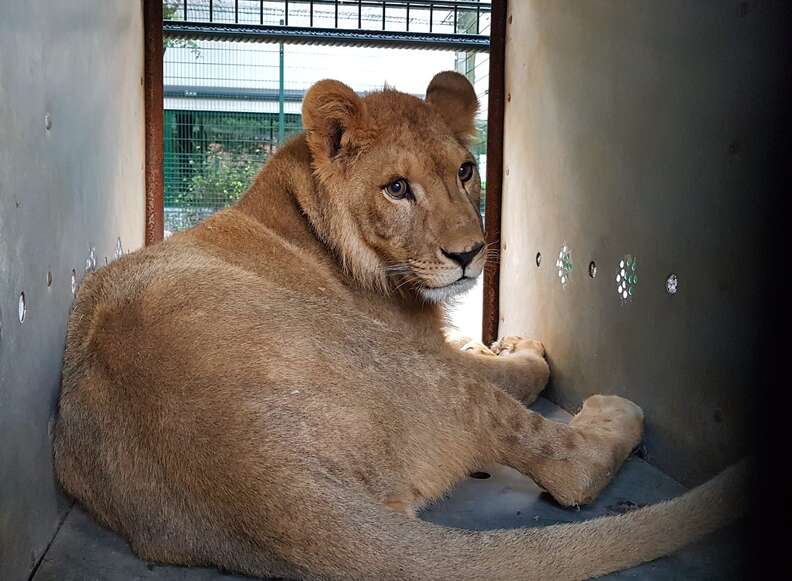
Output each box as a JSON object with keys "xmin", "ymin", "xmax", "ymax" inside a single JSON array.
[{"xmin": 32, "ymin": 399, "xmax": 743, "ymax": 581}]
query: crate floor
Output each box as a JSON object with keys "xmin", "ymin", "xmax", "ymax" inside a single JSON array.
[{"xmin": 32, "ymin": 399, "xmax": 744, "ymax": 581}]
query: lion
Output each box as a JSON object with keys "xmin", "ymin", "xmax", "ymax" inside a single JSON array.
[{"xmin": 53, "ymin": 72, "xmax": 746, "ymax": 580}]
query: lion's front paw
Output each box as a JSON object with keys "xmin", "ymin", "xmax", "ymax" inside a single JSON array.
[
  {"xmin": 490, "ymin": 336, "xmax": 546, "ymax": 358},
  {"xmin": 460, "ymin": 340, "xmax": 497, "ymax": 357},
  {"xmin": 572, "ymin": 395, "xmax": 644, "ymax": 455}
]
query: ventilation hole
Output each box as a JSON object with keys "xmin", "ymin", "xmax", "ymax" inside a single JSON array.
[
  {"xmin": 555, "ymin": 244, "xmax": 573, "ymax": 287},
  {"xmin": 616, "ymin": 254, "xmax": 639, "ymax": 302},
  {"xmin": 18, "ymin": 292, "xmax": 26, "ymax": 324},
  {"xmin": 469, "ymin": 471, "xmax": 491, "ymax": 480},
  {"xmin": 666, "ymin": 273, "xmax": 679, "ymax": 295}
]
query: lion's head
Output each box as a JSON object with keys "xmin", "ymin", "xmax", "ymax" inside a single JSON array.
[{"xmin": 298, "ymin": 71, "xmax": 486, "ymax": 303}]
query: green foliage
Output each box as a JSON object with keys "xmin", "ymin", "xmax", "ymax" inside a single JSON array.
[
  {"xmin": 163, "ymin": 1, "xmax": 201, "ymax": 59},
  {"xmin": 173, "ymin": 143, "xmax": 264, "ymax": 208}
]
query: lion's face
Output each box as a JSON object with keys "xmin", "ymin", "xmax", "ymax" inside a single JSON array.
[{"xmin": 300, "ymin": 72, "xmax": 486, "ymax": 302}]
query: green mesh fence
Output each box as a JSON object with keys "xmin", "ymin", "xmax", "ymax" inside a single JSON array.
[{"xmin": 163, "ymin": 1, "xmax": 490, "ymax": 234}]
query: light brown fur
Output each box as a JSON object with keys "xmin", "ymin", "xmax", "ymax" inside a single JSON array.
[{"xmin": 53, "ymin": 72, "xmax": 747, "ymax": 580}]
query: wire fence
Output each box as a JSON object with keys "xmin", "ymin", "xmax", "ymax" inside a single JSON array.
[{"xmin": 163, "ymin": 0, "xmax": 491, "ymax": 234}]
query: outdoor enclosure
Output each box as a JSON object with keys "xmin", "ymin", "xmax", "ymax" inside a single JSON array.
[
  {"xmin": 0, "ymin": 1, "xmax": 788, "ymax": 580},
  {"xmin": 161, "ymin": 0, "xmax": 491, "ymax": 233}
]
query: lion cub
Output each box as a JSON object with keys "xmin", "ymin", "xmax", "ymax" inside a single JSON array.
[{"xmin": 54, "ymin": 72, "xmax": 746, "ymax": 580}]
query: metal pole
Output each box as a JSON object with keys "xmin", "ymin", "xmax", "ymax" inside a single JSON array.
[{"xmin": 278, "ymin": 39, "xmax": 285, "ymax": 145}]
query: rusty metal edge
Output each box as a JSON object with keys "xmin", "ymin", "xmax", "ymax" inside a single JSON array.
[
  {"xmin": 482, "ymin": 0, "xmax": 506, "ymax": 345},
  {"xmin": 144, "ymin": 0, "xmax": 164, "ymax": 245}
]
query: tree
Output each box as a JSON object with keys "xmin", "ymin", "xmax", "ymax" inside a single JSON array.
[{"xmin": 163, "ymin": 0, "xmax": 201, "ymax": 59}]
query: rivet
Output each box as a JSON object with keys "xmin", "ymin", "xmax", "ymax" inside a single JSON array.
[
  {"xmin": 44, "ymin": 113, "xmax": 52, "ymax": 131},
  {"xmin": 588, "ymin": 261, "xmax": 597, "ymax": 278},
  {"xmin": 535, "ymin": 252, "xmax": 542, "ymax": 267},
  {"xmin": 507, "ymin": 92, "xmax": 511, "ymax": 102},
  {"xmin": 665, "ymin": 273, "xmax": 679, "ymax": 295}
]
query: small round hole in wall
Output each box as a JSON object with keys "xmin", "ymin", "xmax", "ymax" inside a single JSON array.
[
  {"xmin": 535, "ymin": 252, "xmax": 542, "ymax": 267},
  {"xmin": 588, "ymin": 261, "xmax": 597, "ymax": 278},
  {"xmin": 113, "ymin": 237, "xmax": 124, "ymax": 260},
  {"xmin": 18, "ymin": 292, "xmax": 26, "ymax": 324},
  {"xmin": 470, "ymin": 471, "xmax": 491, "ymax": 480},
  {"xmin": 666, "ymin": 273, "xmax": 679, "ymax": 295}
]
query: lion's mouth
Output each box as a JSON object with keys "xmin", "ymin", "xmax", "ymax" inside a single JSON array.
[{"xmin": 418, "ymin": 276, "xmax": 478, "ymax": 303}]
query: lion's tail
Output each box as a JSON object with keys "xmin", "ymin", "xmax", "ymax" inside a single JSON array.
[{"xmin": 235, "ymin": 459, "xmax": 747, "ymax": 581}]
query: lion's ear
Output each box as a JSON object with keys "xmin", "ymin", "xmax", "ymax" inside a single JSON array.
[
  {"xmin": 425, "ymin": 71, "xmax": 479, "ymax": 145},
  {"xmin": 302, "ymin": 79, "xmax": 370, "ymax": 168}
]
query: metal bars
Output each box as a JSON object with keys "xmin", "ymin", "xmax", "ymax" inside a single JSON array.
[
  {"xmin": 166, "ymin": 1, "xmax": 491, "ymax": 47},
  {"xmin": 164, "ymin": 21, "xmax": 489, "ymax": 51}
]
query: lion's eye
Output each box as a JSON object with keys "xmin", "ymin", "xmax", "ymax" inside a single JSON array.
[
  {"xmin": 458, "ymin": 162, "xmax": 475, "ymax": 183},
  {"xmin": 385, "ymin": 178, "xmax": 412, "ymax": 200}
]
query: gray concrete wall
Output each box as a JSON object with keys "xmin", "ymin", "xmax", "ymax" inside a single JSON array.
[
  {"xmin": 0, "ymin": 1, "xmax": 145, "ymax": 578},
  {"xmin": 499, "ymin": 0, "xmax": 789, "ymax": 485}
]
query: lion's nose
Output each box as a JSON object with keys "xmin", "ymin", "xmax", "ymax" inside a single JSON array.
[{"xmin": 441, "ymin": 242, "xmax": 484, "ymax": 269}]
